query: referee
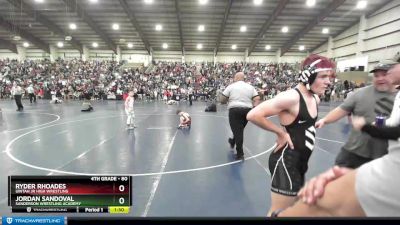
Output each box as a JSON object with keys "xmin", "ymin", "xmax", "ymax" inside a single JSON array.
[
  {"xmin": 11, "ymin": 82, "xmax": 24, "ymax": 111},
  {"xmin": 220, "ymin": 72, "xmax": 260, "ymax": 160}
]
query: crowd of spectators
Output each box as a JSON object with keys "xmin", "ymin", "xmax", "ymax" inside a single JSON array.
[{"xmin": 0, "ymin": 58, "xmax": 358, "ymax": 103}]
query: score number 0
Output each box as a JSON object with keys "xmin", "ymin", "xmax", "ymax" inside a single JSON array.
[
  {"xmin": 118, "ymin": 184, "xmax": 126, "ymax": 205},
  {"xmin": 117, "ymin": 177, "xmax": 128, "ymax": 205}
]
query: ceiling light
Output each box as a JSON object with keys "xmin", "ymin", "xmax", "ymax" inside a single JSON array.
[
  {"xmin": 34, "ymin": 0, "xmax": 44, "ymax": 3},
  {"xmin": 89, "ymin": 0, "xmax": 98, "ymax": 3},
  {"xmin": 69, "ymin": 23, "xmax": 77, "ymax": 30},
  {"xmin": 240, "ymin": 25, "xmax": 247, "ymax": 32},
  {"xmin": 13, "ymin": 36, "xmax": 21, "ymax": 41},
  {"xmin": 112, "ymin": 23, "xmax": 120, "ymax": 30},
  {"xmin": 265, "ymin": 45, "xmax": 271, "ymax": 50},
  {"xmin": 155, "ymin": 24, "xmax": 162, "ymax": 31},
  {"xmin": 144, "ymin": 0, "xmax": 153, "ymax": 4},
  {"xmin": 65, "ymin": 36, "xmax": 72, "ymax": 41},
  {"xmin": 253, "ymin": 0, "xmax": 262, "ymax": 5},
  {"xmin": 299, "ymin": 45, "xmax": 305, "ymax": 51},
  {"xmin": 92, "ymin": 42, "xmax": 98, "ymax": 48},
  {"xmin": 162, "ymin": 43, "xmax": 168, "ymax": 49},
  {"xmin": 198, "ymin": 25, "xmax": 205, "ymax": 32},
  {"xmin": 306, "ymin": 0, "xmax": 316, "ymax": 7},
  {"xmin": 281, "ymin": 26, "xmax": 289, "ymax": 33},
  {"xmin": 23, "ymin": 42, "xmax": 30, "ymax": 48},
  {"xmin": 356, "ymin": 0, "xmax": 367, "ymax": 9},
  {"xmin": 322, "ymin": 28, "xmax": 329, "ymax": 34},
  {"xmin": 197, "ymin": 43, "xmax": 203, "ymax": 49},
  {"xmin": 231, "ymin": 44, "xmax": 237, "ymax": 50},
  {"xmin": 199, "ymin": 0, "xmax": 208, "ymax": 5},
  {"xmin": 127, "ymin": 43, "xmax": 133, "ymax": 48},
  {"xmin": 57, "ymin": 42, "xmax": 64, "ymax": 48}
]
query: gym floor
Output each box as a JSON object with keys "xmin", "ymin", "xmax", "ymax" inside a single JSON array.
[{"xmin": 0, "ymin": 99, "xmax": 348, "ymax": 217}]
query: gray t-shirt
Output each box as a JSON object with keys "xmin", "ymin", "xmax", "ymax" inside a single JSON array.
[
  {"xmin": 222, "ymin": 81, "xmax": 258, "ymax": 109},
  {"xmin": 340, "ymin": 86, "xmax": 397, "ymax": 158},
  {"xmin": 356, "ymin": 91, "xmax": 400, "ymax": 216}
]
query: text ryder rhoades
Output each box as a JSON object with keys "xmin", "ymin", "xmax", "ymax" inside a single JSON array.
[{"xmin": 15, "ymin": 183, "xmax": 67, "ymax": 189}]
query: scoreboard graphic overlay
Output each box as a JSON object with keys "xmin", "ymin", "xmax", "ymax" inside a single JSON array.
[{"xmin": 8, "ymin": 176, "xmax": 132, "ymax": 214}]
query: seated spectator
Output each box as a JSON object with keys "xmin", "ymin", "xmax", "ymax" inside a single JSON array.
[
  {"xmin": 81, "ymin": 99, "xmax": 93, "ymax": 112},
  {"xmin": 50, "ymin": 94, "xmax": 62, "ymax": 104},
  {"xmin": 166, "ymin": 99, "xmax": 178, "ymax": 105}
]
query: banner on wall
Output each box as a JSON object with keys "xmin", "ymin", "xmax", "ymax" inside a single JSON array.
[{"xmin": 336, "ymin": 56, "xmax": 368, "ymax": 73}]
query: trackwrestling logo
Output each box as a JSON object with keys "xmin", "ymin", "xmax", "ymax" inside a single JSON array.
[{"xmin": 2, "ymin": 216, "xmax": 64, "ymax": 225}]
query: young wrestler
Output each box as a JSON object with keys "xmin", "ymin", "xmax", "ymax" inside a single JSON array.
[
  {"xmin": 176, "ymin": 110, "xmax": 191, "ymax": 129},
  {"xmin": 246, "ymin": 54, "xmax": 335, "ymax": 215},
  {"xmin": 125, "ymin": 90, "xmax": 136, "ymax": 129}
]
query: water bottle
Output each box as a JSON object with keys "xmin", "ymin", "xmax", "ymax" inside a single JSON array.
[{"xmin": 375, "ymin": 114, "xmax": 385, "ymax": 127}]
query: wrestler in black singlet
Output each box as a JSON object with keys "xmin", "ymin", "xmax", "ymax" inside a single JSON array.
[{"xmin": 269, "ymin": 88, "xmax": 318, "ymax": 196}]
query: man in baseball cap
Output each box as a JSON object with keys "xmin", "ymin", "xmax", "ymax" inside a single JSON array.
[
  {"xmin": 316, "ymin": 56, "xmax": 398, "ymax": 171},
  {"xmin": 369, "ymin": 59, "xmax": 398, "ymax": 73}
]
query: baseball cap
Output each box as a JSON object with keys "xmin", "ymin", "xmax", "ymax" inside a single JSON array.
[
  {"xmin": 394, "ymin": 52, "xmax": 400, "ymax": 63},
  {"xmin": 369, "ymin": 59, "xmax": 398, "ymax": 73}
]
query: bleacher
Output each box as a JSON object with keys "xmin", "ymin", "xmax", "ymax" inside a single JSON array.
[
  {"xmin": 145, "ymin": 63, "xmax": 155, "ymax": 74},
  {"xmin": 121, "ymin": 62, "xmax": 144, "ymax": 70}
]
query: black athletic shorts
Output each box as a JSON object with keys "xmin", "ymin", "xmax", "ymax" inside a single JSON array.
[
  {"xmin": 268, "ymin": 144, "xmax": 310, "ymax": 196},
  {"xmin": 335, "ymin": 149, "xmax": 373, "ymax": 169}
]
